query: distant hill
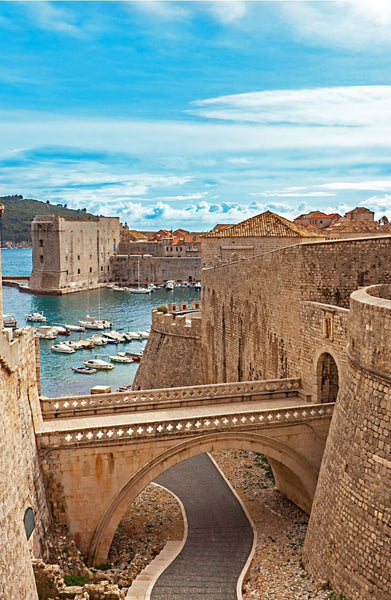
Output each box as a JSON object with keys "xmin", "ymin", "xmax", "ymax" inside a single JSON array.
[{"xmin": 0, "ymin": 195, "xmax": 97, "ymax": 246}]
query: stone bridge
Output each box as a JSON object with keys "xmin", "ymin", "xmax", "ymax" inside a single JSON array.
[{"xmin": 36, "ymin": 378, "xmax": 334, "ymax": 565}]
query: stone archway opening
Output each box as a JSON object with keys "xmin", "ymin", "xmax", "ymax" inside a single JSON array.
[{"xmin": 317, "ymin": 352, "xmax": 339, "ymax": 403}]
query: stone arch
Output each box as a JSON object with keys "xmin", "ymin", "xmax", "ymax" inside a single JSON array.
[
  {"xmin": 316, "ymin": 351, "xmax": 339, "ymax": 403},
  {"xmin": 88, "ymin": 431, "xmax": 319, "ymax": 565}
]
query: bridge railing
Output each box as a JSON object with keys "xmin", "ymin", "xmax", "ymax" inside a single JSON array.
[
  {"xmin": 38, "ymin": 401, "xmax": 334, "ymax": 448},
  {"xmin": 40, "ymin": 377, "xmax": 302, "ymax": 419}
]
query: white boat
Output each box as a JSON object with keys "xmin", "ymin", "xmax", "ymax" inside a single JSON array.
[
  {"xmin": 194, "ymin": 281, "xmax": 201, "ymax": 290},
  {"xmin": 137, "ymin": 330, "xmax": 150, "ymax": 339},
  {"xmin": 64, "ymin": 323, "xmax": 85, "ymax": 332},
  {"xmin": 112, "ymin": 285, "xmax": 126, "ymax": 292},
  {"xmin": 26, "ymin": 311, "xmax": 47, "ymax": 322},
  {"xmin": 63, "ymin": 340, "xmax": 84, "ymax": 350},
  {"xmin": 3, "ymin": 314, "xmax": 17, "ymax": 328},
  {"xmin": 148, "ymin": 283, "xmax": 157, "ymax": 291},
  {"xmin": 125, "ymin": 331, "xmax": 142, "ymax": 340},
  {"xmin": 102, "ymin": 330, "xmax": 126, "ymax": 343},
  {"xmin": 36, "ymin": 326, "xmax": 58, "ymax": 340},
  {"xmin": 79, "ymin": 319, "xmax": 104, "ymax": 330},
  {"xmin": 109, "ymin": 354, "xmax": 133, "ymax": 363},
  {"xmin": 128, "ymin": 287, "xmax": 151, "ymax": 294},
  {"xmin": 86, "ymin": 334, "xmax": 107, "ymax": 346},
  {"xmin": 51, "ymin": 343, "xmax": 76, "ymax": 354},
  {"xmin": 124, "ymin": 350, "xmax": 144, "ymax": 358},
  {"xmin": 72, "ymin": 366, "xmax": 97, "ymax": 374},
  {"xmin": 83, "ymin": 358, "xmax": 114, "ymax": 370},
  {"xmin": 165, "ymin": 280, "xmax": 175, "ymax": 290},
  {"xmin": 52, "ymin": 326, "xmax": 70, "ymax": 336}
]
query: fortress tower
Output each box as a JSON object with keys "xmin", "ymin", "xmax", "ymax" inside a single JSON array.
[{"xmin": 304, "ymin": 284, "xmax": 391, "ymax": 599}]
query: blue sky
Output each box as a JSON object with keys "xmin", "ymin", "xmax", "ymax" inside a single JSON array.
[{"xmin": 1, "ymin": 1, "xmax": 391, "ymax": 230}]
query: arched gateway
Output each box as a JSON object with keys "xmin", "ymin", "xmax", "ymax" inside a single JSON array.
[{"xmin": 317, "ymin": 352, "xmax": 339, "ymax": 403}]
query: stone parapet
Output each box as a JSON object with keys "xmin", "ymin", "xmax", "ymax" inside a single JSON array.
[
  {"xmin": 151, "ymin": 302, "xmax": 202, "ymax": 337},
  {"xmin": 39, "ymin": 377, "xmax": 301, "ymax": 419}
]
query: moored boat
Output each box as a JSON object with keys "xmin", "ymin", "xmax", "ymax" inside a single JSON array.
[
  {"xmin": 64, "ymin": 323, "xmax": 85, "ymax": 332},
  {"xmin": 109, "ymin": 354, "xmax": 133, "ymax": 363},
  {"xmin": 26, "ymin": 311, "xmax": 46, "ymax": 322},
  {"xmin": 3, "ymin": 314, "xmax": 17, "ymax": 328},
  {"xmin": 83, "ymin": 358, "xmax": 115, "ymax": 370},
  {"xmin": 51, "ymin": 343, "xmax": 76, "ymax": 354},
  {"xmin": 52, "ymin": 326, "xmax": 70, "ymax": 336},
  {"xmin": 35, "ymin": 326, "xmax": 57, "ymax": 340},
  {"xmin": 72, "ymin": 366, "xmax": 97, "ymax": 374}
]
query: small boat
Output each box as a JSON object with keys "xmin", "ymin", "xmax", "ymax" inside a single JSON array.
[
  {"xmin": 64, "ymin": 324, "xmax": 85, "ymax": 332},
  {"xmin": 3, "ymin": 314, "xmax": 17, "ymax": 328},
  {"xmin": 79, "ymin": 319, "xmax": 104, "ymax": 330},
  {"xmin": 72, "ymin": 366, "xmax": 97, "ymax": 374},
  {"xmin": 148, "ymin": 283, "xmax": 157, "ymax": 291},
  {"xmin": 132, "ymin": 356, "xmax": 142, "ymax": 362},
  {"xmin": 106, "ymin": 284, "xmax": 114, "ymax": 289},
  {"xmin": 86, "ymin": 334, "xmax": 107, "ymax": 346},
  {"xmin": 124, "ymin": 350, "xmax": 143, "ymax": 358},
  {"xmin": 194, "ymin": 281, "xmax": 201, "ymax": 290},
  {"xmin": 51, "ymin": 343, "xmax": 76, "ymax": 354},
  {"xmin": 77, "ymin": 339, "xmax": 95, "ymax": 349},
  {"xmin": 112, "ymin": 285, "xmax": 126, "ymax": 292},
  {"xmin": 137, "ymin": 330, "xmax": 150, "ymax": 339},
  {"xmin": 124, "ymin": 331, "xmax": 141, "ymax": 340},
  {"xmin": 63, "ymin": 340, "xmax": 84, "ymax": 350},
  {"xmin": 26, "ymin": 312, "xmax": 46, "ymax": 322},
  {"xmin": 52, "ymin": 326, "xmax": 70, "ymax": 336},
  {"xmin": 109, "ymin": 354, "xmax": 133, "ymax": 363},
  {"xmin": 165, "ymin": 280, "xmax": 175, "ymax": 290},
  {"xmin": 36, "ymin": 326, "xmax": 57, "ymax": 340},
  {"xmin": 83, "ymin": 358, "xmax": 115, "ymax": 370},
  {"xmin": 128, "ymin": 286, "xmax": 151, "ymax": 294},
  {"xmin": 102, "ymin": 330, "xmax": 126, "ymax": 343}
]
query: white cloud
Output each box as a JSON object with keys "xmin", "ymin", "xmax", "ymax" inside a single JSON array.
[
  {"xmin": 318, "ymin": 180, "xmax": 391, "ymax": 192},
  {"xmin": 190, "ymin": 86, "xmax": 391, "ymax": 127},
  {"xmin": 22, "ymin": 2, "xmax": 85, "ymax": 38},
  {"xmin": 250, "ymin": 191, "xmax": 335, "ymax": 198},
  {"xmin": 206, "ymin": 1, "xmax": 247, "ymax": 24},
  {"xmin": 279, "ymin": 0, "xmax": 391, "ymax": 49}
]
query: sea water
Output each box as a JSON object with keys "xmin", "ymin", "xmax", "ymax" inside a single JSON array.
[{"xmin": 1, "ymin": 248, "xmax": 200, "ymax": 397}]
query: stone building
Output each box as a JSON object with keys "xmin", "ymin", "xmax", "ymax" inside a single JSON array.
[
  {"xmin": 201, "ymin": 210, "xmax": 323, "ymax": 267},
  {"xmin": 294, "ymin": 210, "xmax": 341, "ymax": 229},
  {"xmin": 109, "ymin": 254, "xmax": 201, "ymax": 285},
  {"xmin": 29, "ymin": 215, "xmax": 121, "ymax": 294},
  {"xmin": 345, "ymin": 206, "xmax": 375, "ymax": 221}
]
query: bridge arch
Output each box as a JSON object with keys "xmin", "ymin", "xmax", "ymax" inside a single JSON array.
[{"xmin": 89, "ymin": 431, "xmax": 319, "ymax": 564}]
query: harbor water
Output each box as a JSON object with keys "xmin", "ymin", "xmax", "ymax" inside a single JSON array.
[{"xmin": 1, "ymin": 248, "xmax": 200, "ymax": 397}]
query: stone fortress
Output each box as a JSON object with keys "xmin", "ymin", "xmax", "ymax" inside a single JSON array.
[{"xmin": 0, "ymin": 208, "xmax": 390, "ymax": 599}]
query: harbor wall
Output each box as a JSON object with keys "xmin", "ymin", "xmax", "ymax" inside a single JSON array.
[
  {"xmin": 109, "ymin": 254, "xmax": 201, "ymax": 285},
  {"xmin": 0, "ymin": 327, "xmax": 51, "ymax": 599},
  {"xmin": 133, "ymin": 302, "xmax": 203, "ymax": 389}
]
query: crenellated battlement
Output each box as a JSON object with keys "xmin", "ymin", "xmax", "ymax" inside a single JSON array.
[{"xmin": 151, "ymin": 302, "xmax": 202, "ymax": 337}]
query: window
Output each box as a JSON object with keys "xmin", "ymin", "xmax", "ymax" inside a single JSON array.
[
  {"xmin": 40, "ymin": 256, "xmax": 43, "ymax": 264},
  {"xmin": 77, "ymin": 255, "xmax": 80, "ymax": 261},
  {"xmin": 101, "ymin": 266, "xmax": 104, "ymax": 271},
  {"xmin": 89, "ymin": 267, "xmax": 92, "ymax": 273},
  {"xmin": 39, "ymin": 239, "xmax": 43, "ymax": 247},
  {"xmin": 77, "ymin": 268, "xmax": 80, "ymax": 274}
]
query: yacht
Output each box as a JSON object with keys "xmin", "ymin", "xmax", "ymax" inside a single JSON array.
[
  {"xmin": 109, "ymin": 354, "xmax": 133, "ymax": 363},
  {"xmin": 165, "ymin": 280, "xmax": 175, "ymax": 290}
]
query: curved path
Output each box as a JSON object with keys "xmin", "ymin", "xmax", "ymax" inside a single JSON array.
[{"xmin": 151, "ymin": 453, "xmax": 254, "ymax": 600}]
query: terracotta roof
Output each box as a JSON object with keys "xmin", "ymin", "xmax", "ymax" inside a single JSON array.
[
  {"xmin": 127, "ymin": 230, "xmax": 148, "ymax": 240},
  {"xmin": 326, "ymin": 221, "xmax": 391, "ymax": 233},
  {"xmin": 203, "ymin": 210, "xmax": 323, "ymax": 238},
  {"xmin": 345, "ymin": 206, "xmax": 374, "ymax": 215}
]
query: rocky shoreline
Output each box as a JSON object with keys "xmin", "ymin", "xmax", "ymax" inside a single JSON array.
[{"xmin": 36, "ymin": 450, "xmax": 335, "ymax": 599}]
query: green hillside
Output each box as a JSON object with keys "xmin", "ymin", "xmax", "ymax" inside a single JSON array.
[{"xmin": 0, "ymin": 195, "xmax": 97, "ymax": 245}]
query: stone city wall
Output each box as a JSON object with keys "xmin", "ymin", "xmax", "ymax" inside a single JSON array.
[
  {"xmin": 109, "ymin": 254, "xmax": 201, "ymax": 285},
  {"xmin": 133, "ymin": 302, "xmax": 202, "ymax": 389},
  {"xmin": 117, "ymin": 240, "xmax": 165, "ymax": 256},
  {"xmin": 0, "ymin": 327, "xmax": 51, "ymax": 600},
  {"xmin": 303, "ymin": 284, "xmax": 391, "ymax": 600},
  {"xmin": 201, "ymin": 236, "xmax": 391, "ymax": 394}
]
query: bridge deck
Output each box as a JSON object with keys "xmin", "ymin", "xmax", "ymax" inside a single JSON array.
[{"xmin": 37, "ymin": 397, "xmax": 334, "ymax": 449}]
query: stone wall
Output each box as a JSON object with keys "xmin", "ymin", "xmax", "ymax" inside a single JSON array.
[
  {"xmin": 29, "ymin": 215, "xmax": 121, "ymax": 293},
  {"xmin": 201, "ymin": 236, "xmax": 391, "ymax": 391},
  {"xmin": 0, "ymin": 327, "xmax": 51, "ymax": 599},
  {"xmin": 109, "ymin": 254, "xmax": 201, "ymax": 285},
  {"xmin": 133, "ymin": 302, "xmax": 202, "ymax": 389},
  {"xmin": 303, "ymin": 284, "xmax": 391, "ymax": 600},
  {"xmin": 200, "ymin": 235, "xmax": 319, "ymax": 268}
]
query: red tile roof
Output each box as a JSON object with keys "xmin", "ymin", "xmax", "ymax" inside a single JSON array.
[{"xmin": 203, "ymin": 210, "xmax": 323, "ymax": 238}]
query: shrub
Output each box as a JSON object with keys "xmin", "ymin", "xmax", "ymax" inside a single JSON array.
[
  {"xmin": 156, "ymin": 305, "xmax": 168, "ymax": 314},
  {"xmin": 64, "ymin": 574, "xmax": 90, "ymax": 586}
]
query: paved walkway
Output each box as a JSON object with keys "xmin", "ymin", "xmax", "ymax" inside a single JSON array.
[{"xmin": 150, "ymin": 453, "xmax": 254, "ymax": 600}]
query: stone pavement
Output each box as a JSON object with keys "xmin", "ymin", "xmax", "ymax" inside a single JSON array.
[{"xmin": 150, "ymin": 453, "xmax": 254, "ymax": 600}]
